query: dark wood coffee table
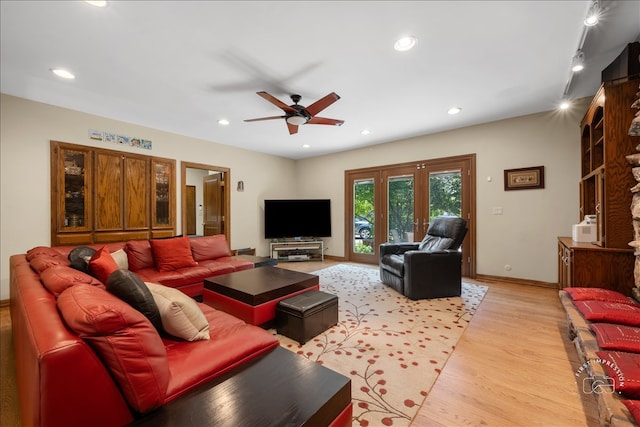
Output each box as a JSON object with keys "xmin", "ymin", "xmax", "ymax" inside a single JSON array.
[
  {"xmin": 129, "ymin": 347, "xmax": 352, "ymax": 427},
  {"xmin": 203, "ymin": 267, "xmax": 319, "ymax": 326}
]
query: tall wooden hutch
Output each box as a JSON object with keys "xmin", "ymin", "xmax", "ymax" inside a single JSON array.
[
  {"xmin": 51, "ymin": 141, "xmax": 176, "ymax": 246},
  {"xmin": 557, "ymin": 78, "xmax": 638, "ymax": 295}
]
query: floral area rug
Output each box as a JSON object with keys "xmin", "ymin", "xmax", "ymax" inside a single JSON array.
[{"xmin": 274, "ymin": 264, "xmax": 488, "ymax": 427}]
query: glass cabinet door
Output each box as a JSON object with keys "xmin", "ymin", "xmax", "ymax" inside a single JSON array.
[
  {"xmin": 151, "ymin": 158, "xmax": 175, "ymax": 229},
  {"xmin": 59, "ymin": 146, "xmax": 92, "ymax": 231}
]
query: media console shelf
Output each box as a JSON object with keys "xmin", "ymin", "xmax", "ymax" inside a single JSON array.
[{"xmin": 270, "ymin": 240, "xmax": 324, "ymax": 262}]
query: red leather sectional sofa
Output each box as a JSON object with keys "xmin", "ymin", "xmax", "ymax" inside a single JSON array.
[{"xmin": 9, "ymin": 235, "xmax": 280, "ymax": 426}]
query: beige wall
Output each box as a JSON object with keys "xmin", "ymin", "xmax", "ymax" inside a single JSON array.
[{"xmin": 1, "ymin": 93, "xmax": 591, "ymax": 299}]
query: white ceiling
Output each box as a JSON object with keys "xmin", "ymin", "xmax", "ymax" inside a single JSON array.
[{"xmin": 1, "ymin": 1, "xmax": 639, "ymax": 159}]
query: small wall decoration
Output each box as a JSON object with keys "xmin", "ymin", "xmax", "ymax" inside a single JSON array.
[
  {"xmin": 89, "ymin": 129, "xmax": 103, "ymax": 141},
  {"xmin": 504, "ymin": 166, "xmax": 545, "ymax": 191},
  {"xmin": 88, "ymin": 129, "xmax": 152, "ymax": 150}
]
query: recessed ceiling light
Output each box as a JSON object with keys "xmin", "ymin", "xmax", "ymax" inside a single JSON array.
[
  {"xmin": 51, "ymin": 68, "xmax": 75, "ymax": 79},
  {"xmin": 394, "ymin": 36, "xmax": 417, "ymax": 52},
  {"xmin": 217, "ymin": 119, "xmax": 230, "ymax": 126},
  {"xmin": 559, "ymin": 101, "xmax": 570, "ymax": 110},
  {"xmin": 302, "ymin": 144, "xmax": 311, "ymax": 149},
  {"xmin": 85, "ymin": 1, "xmax": 107, "ymax": 7},
  {"xmin": 447, "ymin": 107, "xmax": 461, "ymax": 115},
  {"xmin": 360, "ymin": 129, "xmax": 371, "ymax": 135}
]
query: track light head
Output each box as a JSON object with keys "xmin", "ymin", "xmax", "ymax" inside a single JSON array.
[
  {"xmin": 584, "ymin": 0, "xmax": 600, "ymax": 26},
  {"xmin": 571, "ymin": 50, "xmax": 585, "ymax": 72}
]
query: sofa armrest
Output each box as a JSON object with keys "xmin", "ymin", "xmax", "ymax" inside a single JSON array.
[
  {"xmin": 379, "ymin": 242, "xmax": 420, "ymax": 258},
  {"xmin": 403, "ymin": 250, "xmax": 462, "ymax": 300}
]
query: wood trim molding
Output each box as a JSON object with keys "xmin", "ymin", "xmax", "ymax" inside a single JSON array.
[
  {"xmin": 475, "ymin": 274, "xmax": 557, "ymax": 289},
  {"xmin": 0, "ymin": 299, "xmax": 10, "ymax": 309}
]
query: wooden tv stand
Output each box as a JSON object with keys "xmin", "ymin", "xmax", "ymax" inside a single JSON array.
[{"xmin": 270, "ymin": 240, "xmax": 324, "ymax": 262}]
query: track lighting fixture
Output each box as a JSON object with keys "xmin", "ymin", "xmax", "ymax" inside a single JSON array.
[
  {"xmin": 584, "ymin": 1, "xmax": 600, "ymax": 26},
  {"xmin": 559, "ymin": 2, "xmax": 602, "ymax": 110},
  {"xmin": 571, "ymin": 50, "xmax": 585, "ymax": 72}
]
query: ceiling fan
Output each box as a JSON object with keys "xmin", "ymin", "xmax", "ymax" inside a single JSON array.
[{"xmin": 244, "ymin": 91, "xmax": 344, "ymax": 135}]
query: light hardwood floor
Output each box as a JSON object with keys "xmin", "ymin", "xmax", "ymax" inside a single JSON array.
[{"xmin": 0, "ymin": 260, "xmax": 599, "ymax": 426}]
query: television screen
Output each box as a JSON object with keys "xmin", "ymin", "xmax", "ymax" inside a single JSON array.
[{"xmin": 264, "ymin": 199, "xmax": 331, "ymax": 239}]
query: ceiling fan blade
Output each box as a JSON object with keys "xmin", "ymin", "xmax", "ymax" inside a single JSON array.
[
  {"xmin": 307, "ymin": 117, "xmax": 344, "ymax": 126},
  {"xmin": 305, "ymin": 92, "xmax": 340, "ymax": 116},
  {"xmin": 287, "ymin": 122, "xmax": 299, "ymax": 135},
  {"xmin": 257, "ymin": 91, "xmax": 297, "ymax": 113},
  {"xmin": 244, "ymin": 115, "xmax": 286, "ymax": 122}
]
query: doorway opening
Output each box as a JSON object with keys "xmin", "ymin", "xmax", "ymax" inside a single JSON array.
[{"xmin": 181, "ymin": 162, "xmax": 230, "ymax": 243}]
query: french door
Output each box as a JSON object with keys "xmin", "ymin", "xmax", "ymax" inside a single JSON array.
[{"xmin": 346, "ymin": 154, "xmax": 475, "ymax": 278}]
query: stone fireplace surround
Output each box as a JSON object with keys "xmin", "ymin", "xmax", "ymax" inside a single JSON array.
[{"xmin": 626, "ymin": 82, "xmax": 640, "ymax": 301}]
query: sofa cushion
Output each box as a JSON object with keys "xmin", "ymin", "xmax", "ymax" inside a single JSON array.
[
  {"xmin": 589, "ymin": 323, "xmax": 640, "ymax": 353},
  {"xmin": 622, "ymin": 400, "xmax": 640, "ymax": 425},
  {"xmin": 26, "ymin": 246, "xmax": 64, "ymax": 261},
  {"xmin": 190, "ymin": 235, "xmax": 232, "ymax": 262},
  {"xmin": 135, "ymin": 265, "xmax": 213, "ymax": 288},
  {"xmin": 40, "ymin": 265, "xmax": 104, "ymax": 297},
  {"xmin": 194, "ymin": 260, "xmax": 235, "ymax": 277},
  {"xmin": 125, "ymin": 240, "xmax": 155, "ymax": 271},
  {"xmin": 596, "ymin": 351, "xmax": 640, "ymax": 399},
  {"xmin": 57, "ymin": 284, "xmax": 169, "ymax": 413},
  {"xmin": 564, "ymin": 287, "xmax": 636, "ymax": 305},
  {"xmin": 380, "ymin": 254, "xmax": 405, "ymax": 277},
  {"xmin": 88, "ymin": 247, "xmax": 120, "ymax": 284},
  {"xmin": 29, "ymin": 254, "xmax": 69, "ymax": 274},
  {"xmin": 215, "ymin": 256, "xmax": 254, "ymax": 272},
  {"xmin": 162, "ymin": 304, "xmax": 279, "ymax": 401},
  {"xmin": 67, "ymin": 246, "xmax": 97, "ymax": 273},
  {"xmin": 107, "ymin": 270, "xmax": 163, "ymax": 332},
  {"xmin": 146, "ymin": 282, "xmax": 209, "ymax": 341},
  {"xmin": 574, "ymin": 300, "xmax": 640, "ymax": 326},
  {"xmin": 149, "ymin": 236, "xmax": 198, "ymax": 272}
]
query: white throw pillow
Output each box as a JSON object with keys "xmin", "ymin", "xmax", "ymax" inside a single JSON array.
[
  {"xmin": 146, "ymin": 282, "xmax": 210, "ymax": 341},
  {"xmin": 111, "ymin": 249, "xmax": 129, "ymax": 270}
]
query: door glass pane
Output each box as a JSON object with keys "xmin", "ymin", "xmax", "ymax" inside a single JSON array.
[
  {"xmin": 429, "ymin": 170, "xmax": 462, "ymax": 221},
  {"xmin": 387, "ymin": 175, "xmax": 414, "ymax": 242},
  {"xmin": 353, "ymin": 179, "xmax": 375, "ymax": 254}
]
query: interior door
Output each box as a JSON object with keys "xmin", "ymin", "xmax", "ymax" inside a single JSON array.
[{"xmin": 203, "ymin": 173, "xmax": 224, "ymax": 236}]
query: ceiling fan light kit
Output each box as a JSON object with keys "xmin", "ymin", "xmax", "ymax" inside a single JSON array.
[{"xmin": 245, "ymin": 91, "xmax": 344, "ymax": 135}]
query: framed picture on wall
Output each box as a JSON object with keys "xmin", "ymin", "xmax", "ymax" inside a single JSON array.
[{"xmin": 504, "ymin": 166, "xmax": 544, "ymax": 191}]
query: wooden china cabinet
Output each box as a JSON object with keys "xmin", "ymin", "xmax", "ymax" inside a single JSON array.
[
  {"xmin": 51, "ymin": 141, "xmax": 176, "ymax": 245},
  {"xmin": 557, "ymin": 79, "xmax": 638, "ymax": 295}
]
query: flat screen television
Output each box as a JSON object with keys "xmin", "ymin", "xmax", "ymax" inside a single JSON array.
[{"xmin": 264, "ymin": 199, "xmax": 331, "ymax": 239}]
